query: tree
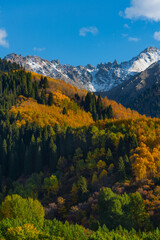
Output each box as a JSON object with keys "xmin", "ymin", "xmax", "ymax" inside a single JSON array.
[
  {"xmin": 2, "ymin": 139, "xmax": 7, "ymax": 175},
  {"xmin": 70, "ymin": 183, "xmax": 78, "ymax": 205},
  {"xmin": 7, "ymin": 223, "xmax": 41, "ymax": 240},
  {"xmin": 118, "ymin": 157, "xmax": 126, "ymax": 181},
  {"xmin": 39, "ymin": 76, "xmax": 49, "ymax": 89},
  {"xmin": 48, "ymin": 92, "xmax": 54, "ymax": 106},
  {"xmin": 130, "ymin": 143, "xmax": 156, "ymax": 180},
  {"xmin": 84, "ymin": 92, "xmax": 92, "ymax": 112},
  {"xmin": 99, "ymin": 169, "xmax": 108, "ymax": 185},
  {"xmin": 48, "ymin": 140, "xmax": 57, "ymax": 172},
  {"xmin": 62, "ymin": 107, "xmax": 67, "ymax": 115},
  {"xmin": 57, "ymin": 156, "xmax": 67, "ymax": 171},
  {"xmin": 40, "ymin": 90, "xmax": 46, "ymax": 105},
  {"xmin": 118, "ymin": 137, "xmax": 125, "ymax": 157},
  {"xmin": 35, "ymin": 146, "xmax": 43, "ymax": 173},
  {"xmin": 43, "ymin": 175, "xmax": 59, "ymax": 197},
  {"xmin": 0, "ymin": 194, "xmax": 44, "ymax": 227},
  {"xmin": 124, "ymin": 154, "xmax": 131, "ymax": 177},
  {"xmin": 43, "ymin": 77, "xmax": 49, "ymax": 89},
  {"xmin": 91, "ymin": 173, "xmax": 98, "ymax": 191},
  {"xmin": 8, "ymin": 151, "xmax": 17, "ymax": 180},
  {"xmin": 105, "ymin": 148, "xmax": 113, "ymax": 164},
  {"xmin": 16, "ymin": 111, "xmax": 22, "ymax": 121},
  {"xmin": 98, "ymin": 188, "xmax": 124, "ymax": 229},
  {"xmin": 97, "ymin": 160, "xmax": 107, "ymax": 173},
  {"xmin": 96, "ymin": 94, "xmax": 103, "ymax": 119},
  {"xmin": 57, "ymin": 197, "xmax": 66, "ymax": 220},
  {"xmin": 24, "ymin": 147, "xmax": 32, "ymax": 176},
  {"xmin": 107, "ymin": 105, "xmax": 114, "ymax": 119},
  {"xmin": 78, "ymin": 176, "xmax": 88, "ymax": 194},
  {"xmin": 124, "ymin": 192, "xmax": 151, "ymax": 230},
  {"xmin": 73, "ymin": 148, "xmax": 83, "ymax": 165}
]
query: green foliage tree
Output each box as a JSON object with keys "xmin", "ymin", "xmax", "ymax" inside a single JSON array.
[
  {"xmin": 43, "ymin": 175, "xmax": 59, "ymax": 197},
  {"xmin": 78, "ymin": 176, "xmax": 88, "ymax": 194},
  {"xmin": 99, "ymin": 188, "xmax": 151, "ymax": 231},
  {"xmin": 124, "ymin": 192, "xmax": 151, "ymax": 231},
  {"xmin": 0, "ymin": 194, "xmax": 44, "ymax": 227}
]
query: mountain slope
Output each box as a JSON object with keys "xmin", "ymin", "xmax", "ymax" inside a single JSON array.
[
  {"xmin": 2, "ymin": 55, "xmax": 160, "ymax": 235},
  {"xmin": 101, "ymin": 61, "xmax": 160, "ymax": 117},
  {"xmin": 10, "ymin": 72, "xmax": 141, "ymax": 128},
  {"xmin": 5, "ymin": 47, "xmax": 160, "ymax": 92}
]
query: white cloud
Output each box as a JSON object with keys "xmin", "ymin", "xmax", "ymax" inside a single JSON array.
[
  {"xmin": 33, "ymin": 47, "xmax": 45, "ymax": 52},
  {"xmin": 124, "ymin": 24, "xmax": 130, "ymax": 29},
  {"xmin": 124, "ymin": 0, "xmax": 160, "ymax": 21},
  {"xmin": 0, "ymin": 29, "xmax": 9, "ymax": 48},
  {"xmin": 128, "ymin": 37, "xmax": 140, "ymax": 42},
  {"xmin": 79, "ymin": 26, "xmax": 99, "ymax": 37},
  {"xmin": 154, "ymin": 31, "xmax": 160, "ymax": 41}
]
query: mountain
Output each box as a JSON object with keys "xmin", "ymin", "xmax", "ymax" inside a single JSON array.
[
  {"xmin": 101, "ymin": 60, "xmax": 160, "ymax": 117},
  {"xmin": 1, "ymin": 50, "xmax": 160, "ymax": 237},
  {"xmin": 5, "ymin": 47, "xmax": 160, "ymax": 92}
]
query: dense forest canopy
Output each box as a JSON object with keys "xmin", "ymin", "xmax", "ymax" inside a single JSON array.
[{"xmin": 0, "ymin": 59, "xmax": 159, "ymax": 239}]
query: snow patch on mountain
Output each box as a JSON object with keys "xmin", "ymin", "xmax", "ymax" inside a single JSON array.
[{"xmin": 5, "ymin": 47, "xmax": 160, "ymax": 92}]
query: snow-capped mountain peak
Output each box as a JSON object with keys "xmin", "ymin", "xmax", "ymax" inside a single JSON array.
[{"xmin": 5, "ymin": 47, "xmax": 160, "ymax": 92}]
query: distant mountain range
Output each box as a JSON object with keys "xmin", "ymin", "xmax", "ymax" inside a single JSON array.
[
  {"xmin": 101, "ymin": 60, "xmax": 160, "ymax": 117},
  {"xmin": 5, "ymin": 47, "xmax": 160, "ymax": 92}
]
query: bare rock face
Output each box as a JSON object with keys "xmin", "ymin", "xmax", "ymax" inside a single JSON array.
[
  {"xmin": 100, "ymin": 60, "xmax": 160, "ymax": 117},
  {"xmin": 5, "ymin": 47, "xmax": 160, "ymax": 92}
]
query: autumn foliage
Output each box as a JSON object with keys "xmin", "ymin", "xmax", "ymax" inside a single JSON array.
[
  {"xmin": 10, "ymin": 95, "xmax": 93, "ymax": 128},
  {"xmin": 102, "ymin": 97, "xmax": 142, "ymax": 119}
]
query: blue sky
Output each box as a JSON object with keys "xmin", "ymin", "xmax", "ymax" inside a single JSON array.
[{"xmin": 1, "ymin": 0, "xmax": 160, "ymax": 66}]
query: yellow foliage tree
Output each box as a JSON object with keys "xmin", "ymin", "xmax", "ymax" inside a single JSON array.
[
  {"xmin": 7, "ymin": 223, "xmax": 41, "ymax": 240},
  {"xmin": 130, "ymin": 143, "xmax": 157, "ymax": 180}
]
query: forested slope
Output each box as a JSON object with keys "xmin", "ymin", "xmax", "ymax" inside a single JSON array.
[{"xmin": 0, "ymin": 59, "xmax": 159, "ymax": 239}]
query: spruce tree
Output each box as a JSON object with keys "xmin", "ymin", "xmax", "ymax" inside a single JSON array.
[
  {"xmin": 124, "ymin": 154, "xmax": 131, "ymax": 177},
  {"xmin": 62, "ymin": 107, "xmax": 67, "ymax": 115},
  {"xmin": 107, "ymin": 105, "xmax": 114, "ymax": 119},
  {"xmin": 35, "ymin": 146, "xmax": 43, "ymax": 173},
  {"xmin": 2, "ymin": 139, "xmax": 7, "ymax": 175},
  {"xmin": 40, "ymin": 89, "xmax": 46, "ymax": 105},
  {"xmin": 118, "ymin": 157, "xmax": 126, "ymax": 181},
  {"xmin": 96, "ymin": 94, "xmax": 103, "ymax": 119},
  {"xmin": 48, "ymin": 92, "xmax": 54, "ymax": 106},
  {"xmin": 43, "ymin": 77, "xmax": 49, "ymax": 89}
]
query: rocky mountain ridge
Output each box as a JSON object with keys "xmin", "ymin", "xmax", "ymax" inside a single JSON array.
[
  {"xmin": 101, "ymin": 60, "xmax": 160, "ymax": 117},
  {"xmin": 5, "ymin": 47, "xmax": 160, "ymax": 92}
]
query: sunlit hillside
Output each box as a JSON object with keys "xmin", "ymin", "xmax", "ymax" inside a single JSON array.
[
  {"xmin": 29, "ymin": 71, "xmax": 87, "ymax": 99},
  {"xmin": 10, "ymin": 95, "xmax": 94, "ymax": 128},
  {"xmin": 30, "ymin": 72, "xmax": 142, "ymax": 120},
  {"xmin": 102, "ymin": 97, "xmax": 142, "ymax": 119}
]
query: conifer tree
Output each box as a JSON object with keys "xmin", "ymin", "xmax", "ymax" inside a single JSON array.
[
  {"xmin": 118, "ymin": 157, "xmax": 126, "ymax": 180},
  {"xmin": 40, "ymin": 90, "xmax": 46, "ymax": 105},
  {"xmin": 43, "ymin": 77, "xmax": 49, "ymax": 89},
  {"xmin": 48, "ymin": 92, "xmax": 54, "ymax": 106},
  {"xmin": 96, "ymin": 94, "xmax": 103, "ymax": 119},
  {"xmin": 35, "ymin": 146, "xmax": 43, "ymax": 173},
  {"xmin": 124, "ymin": 154, "xmax": 131, "ymax": 177},
  {"xmin": 62, "ymin": 107, "xmax": 67, "ymax": 115},
  {"xmin": 2, "ymin": 139, "xmax": 7, "ymax": 175},
  {"xmin": 107, "ymin": 105, "xmax": 114, "ymax": 119}
]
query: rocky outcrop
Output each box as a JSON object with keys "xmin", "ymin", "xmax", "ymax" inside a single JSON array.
[{"xmin": 5, "ymin": 47, "xmax": 160, "ymax": 92}]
